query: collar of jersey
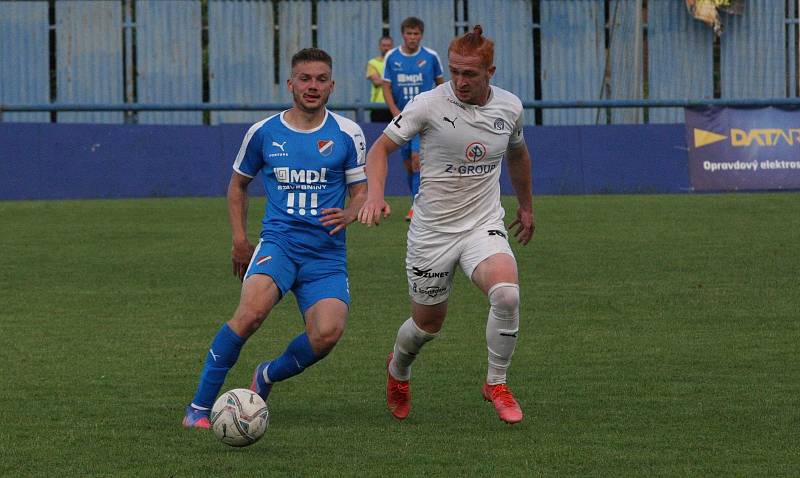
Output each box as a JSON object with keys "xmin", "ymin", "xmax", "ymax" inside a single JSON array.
[
  {"xmin": 280, "ymin": 109, "xmax": 329, "ymax": 133},
  {"xmin": 445, "ymin": 82, "xmax": 494, "ymax": 108},
  {"xmin": 398, "ymin": 46, "xmax": 422, "ymax": 57}
]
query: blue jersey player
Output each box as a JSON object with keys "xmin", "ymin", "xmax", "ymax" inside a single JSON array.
[
  {"xmin": 183, "ymin": 48, "xmax": 368, "ymax": 429},
  {"xmin": 382, "ymin": 16, "xmax": 444, "ymax": 221}
]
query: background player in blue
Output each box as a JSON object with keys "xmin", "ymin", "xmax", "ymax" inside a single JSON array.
[
  {"xmin": 183, "ymin": 48, "xmax": 368, "ymax": 429},
  {"xmin": 382, "ymin": 16, "xmax": 444, "ymax": 221}
]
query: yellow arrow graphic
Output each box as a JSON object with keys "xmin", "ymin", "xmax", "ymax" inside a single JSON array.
[{"xmin": 694, "ymin": 128, "xmax": 727, "ymax": 148}]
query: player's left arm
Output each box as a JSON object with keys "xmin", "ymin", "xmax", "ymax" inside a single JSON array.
[
  {"xmin": 505, "ymin": 141, "xmax": 535, "ymax": 245},
  {"xmin": 320, "ymin": 182, "xmax": 368, "ymax": 235},
  {"xmin": 432, "ymin": 52, "xmax": 445, "ymax": 85},
  {"xmin": 320, "ymin": 123, "xmax": 368, "ymax": 235}
]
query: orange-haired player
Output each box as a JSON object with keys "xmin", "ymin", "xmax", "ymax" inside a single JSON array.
[{"xmin": 359, "ymin": 26, "xmax": 534, "ymax": 424}]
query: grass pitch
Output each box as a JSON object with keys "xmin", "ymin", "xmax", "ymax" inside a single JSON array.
[{"xmin": 1, "ymin": 193, "xmax": 798, "ymax": 477}]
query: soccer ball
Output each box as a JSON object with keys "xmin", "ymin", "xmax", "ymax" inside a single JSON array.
[{"xmin": 210, "ymin": 388, "xmax": 269, "ymax": 447}]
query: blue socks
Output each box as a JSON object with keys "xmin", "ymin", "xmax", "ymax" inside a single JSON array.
[
  {"xmin": 190, "ymin": 323, "xmax": 245, "ymax": 409},
  {"xmin": 190, "ymin": 328, "xmax": 320, "ymax": 410},
  {"xmin": 265, "ymin": 333, "xmax": 320, "ymax": 383}
]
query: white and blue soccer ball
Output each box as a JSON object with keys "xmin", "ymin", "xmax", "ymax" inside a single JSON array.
[{"xmin": 210, "ymin": 388, "xmax": 269, "ymax": 447}]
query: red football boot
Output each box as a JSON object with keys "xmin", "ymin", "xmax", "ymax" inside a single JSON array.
[{"xmin": 482, "ymin": 383, "xmax": 523, "ymax": 424}]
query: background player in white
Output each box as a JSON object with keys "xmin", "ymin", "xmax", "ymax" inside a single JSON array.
[
  {"xmin": 358, "ymin": 26, "xmax": 534, "ymax": 424},
  {"xmin": 183, "ymin": 48, "xmax": 367, "ymax": 428}
]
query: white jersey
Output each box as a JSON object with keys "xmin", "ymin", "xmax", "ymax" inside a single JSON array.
[{"xmin": 383, "ymin": 82, "xmax": 525, "ymax": 233}]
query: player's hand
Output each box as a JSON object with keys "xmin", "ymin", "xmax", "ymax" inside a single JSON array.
[
  {"xmin": 508, "ymin": 208, "xmax": 535, "ymax": 245},
  {"xmin": 319, "ymin": 207, "xmax": 355, "ymax": 235},
  {"xmin": 231, "ymin": 239, "xmax": 255, "ymax": 282},
  {"xmin": 358, "ymin": 198, "xmax": 391, "ymax": 226}
]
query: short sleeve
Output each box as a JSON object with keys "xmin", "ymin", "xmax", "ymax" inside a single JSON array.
[
  {"xmin": 432, "ymin": 53, "xmax": 444, "ymax": 79},
  {"xmin": 330, "ymin": 114, "xmax": 367, "ymax": 185},
  {"xmin": 382, "ymin": 95, "xmax": 427, "ymax": 146},
  {"xmin": 233, "ymin": 122, "xmax": 266, "ymax": 178},
  {"xmin": 508, "ymin": 110, "xmax": 525, "ymax": 149},
  {"xmin": 382, "ymin": 53, "xmax": 395, "ymax": 83},
  {"xmin": 346, "ymin": 126, "xmax": 367, "ymax": 185}
]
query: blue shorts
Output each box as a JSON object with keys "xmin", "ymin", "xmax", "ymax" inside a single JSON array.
[
  {"xmin": 245, "ymin": 240, "xmax": 350, "ymax": 315},
  {"xmin": 400, "ymin": 135, "xmax": 420, "ymax": 161}
]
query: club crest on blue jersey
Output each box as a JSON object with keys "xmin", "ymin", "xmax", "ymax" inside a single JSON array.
[{"xmin": 317, "ymin": 140, "xmax": 334, "ymax": 157}]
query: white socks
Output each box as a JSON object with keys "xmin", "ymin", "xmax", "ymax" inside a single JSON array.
[
  {"xmin": 389, "ymin": 282, "xmax": 519, "ymax": 384},
  {"xmin": 485, "ymin": 283, "xmax": 520, "ymax": 385},
  {"xmin": 390, "ymin": 318, "xmax": 438, "ymax": 381}
]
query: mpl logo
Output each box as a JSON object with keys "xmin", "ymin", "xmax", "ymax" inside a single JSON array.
[
  {"xmin": 465, "ymin": 142, "xmax": 487, "ymax": 162},
  {"xmin": 274, "ymin": 167, "xmax": 328, "ymax": 183},
  {"xmin": 397, "ymin": 73, "xmax": 423, "ymax": 84}
]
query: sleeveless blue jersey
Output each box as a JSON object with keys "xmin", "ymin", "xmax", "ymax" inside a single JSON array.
[
  {"xmin": 382, "ymin": 46, "xmax": 444, "ymax": 111},
  {"xmin": 233, "ymin": 110, "xmax": 366, "ymax": 258}
]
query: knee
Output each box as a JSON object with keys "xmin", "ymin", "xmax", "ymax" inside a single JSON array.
[
  {"xmin": 488, "ymin": 283, "xmax": 519, "ymax": 318},
  {"xmin": 308, "ymin": 323, "xmax": 344, "ymax": 357},
  {"xmin": 230, "ymin": 305, "xmax": 269, "ymax": 338},
  {"xmin": 415, "ymin": 314, "xmax": 445, "ymax": 334}
]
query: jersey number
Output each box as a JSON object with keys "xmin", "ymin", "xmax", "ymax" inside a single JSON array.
[
  {"xmin": 287, "ymin": 192, "xmax": 318, "ymax": 216},
  {"xmin": 402, "ymin": 86, "xmax": 419, "ymax": 100}
]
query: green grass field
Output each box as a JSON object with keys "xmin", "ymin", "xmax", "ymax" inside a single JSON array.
[{"xmin": 1, "ymin": 193, "xmax": 798, "ymax": 477}]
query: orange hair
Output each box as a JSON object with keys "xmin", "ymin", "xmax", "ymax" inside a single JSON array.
[{"xmin": 448, "ymin": 25, "xmax": 494, "ymax": 68}]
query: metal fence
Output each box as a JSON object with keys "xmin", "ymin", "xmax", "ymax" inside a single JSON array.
[{"xmin": 1, "ymin": 0, "xmax": 799, "ymax": 125}]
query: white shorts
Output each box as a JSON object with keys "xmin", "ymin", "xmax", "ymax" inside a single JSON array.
[{"xmin": 405, "ymin": 221, "xmax": 515, "ymax": 305}]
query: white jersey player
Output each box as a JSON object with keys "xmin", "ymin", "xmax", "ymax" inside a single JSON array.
[
  {"xmin": 359, "ymin": 26, "xmax": 534, "ymax": 424},
  {"xmin": 384, "ymin": 80, "xmax": 525, "ymax": 234}
]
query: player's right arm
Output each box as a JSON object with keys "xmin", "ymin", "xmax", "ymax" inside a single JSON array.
[
  {"xmin": 359, "ymin": 94, "xmax": 429, "ymax": 226},
  {"xmin": 358, "ymin": 133, "xmax": 399, "ymax": 226},
  {"xmin": 228, "ymin": 172, "xmax": 255, "ymax": 281},
  {"xmin": 229, "ymin": 120, "xmax": 267, "ymax": 280},
  {"xmin": 382, "ymin": 81, "xmax": 401, "ymax": 117},
  {"xmin": 381, "ymin": 52, "xmax": 401, "ymax": 117}
]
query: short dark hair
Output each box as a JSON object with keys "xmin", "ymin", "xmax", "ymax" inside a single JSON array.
[
  {"xmin": 291, "ymin": 48, "xmax": 332, "ymax": 69},
  {"xmin": 401, "ymin": 17, "xmax": 424, "ymax": 34}
]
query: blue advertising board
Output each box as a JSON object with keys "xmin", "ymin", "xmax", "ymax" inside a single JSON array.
[
  {"xmin": 685, "ymin": 107, "xmax": 800, "ymax": 191},
  {"xmin": 0, "ymin": 121, "xmax": 691, "ymax": 200}
]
